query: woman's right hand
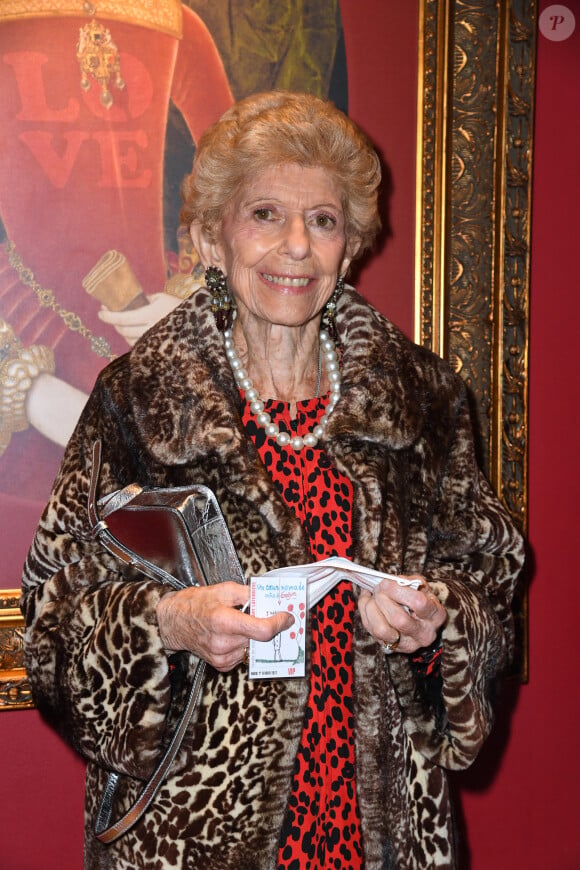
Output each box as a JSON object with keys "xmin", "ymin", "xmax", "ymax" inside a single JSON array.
[{"xmin": 156, "ymin": 582, "xmax": 294, "ymax": 671}]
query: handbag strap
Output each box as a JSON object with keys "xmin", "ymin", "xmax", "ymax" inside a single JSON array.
[
  {"xmin": 88, "ymin": 439, "xmax": 141, "ymax": 524},
  {"xmin": 88, "ymin": 439, "xmax": 207, "ymax": 843},
  {"xmin": 88, "ymin": 440, "xmax": 186, "ymax": 590},
  {"xmin": 94, "ymin": 656, "xmax": 207, "ymax": 844}
]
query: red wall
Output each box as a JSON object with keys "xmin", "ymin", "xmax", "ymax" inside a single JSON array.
[
  {"xmin": 2, "ymin": 3, "xmax": 579, "ymax": 868},
  {"xmin": 341, "ymin": 0, "xmax": 418, "ymax": 334}
]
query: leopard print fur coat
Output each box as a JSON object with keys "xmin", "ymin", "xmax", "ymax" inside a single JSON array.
[{"xmin": 21, "ymin": 287, "xmax": 524, "ymax": 869}]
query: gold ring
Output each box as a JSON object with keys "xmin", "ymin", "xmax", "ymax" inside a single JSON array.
[
  {"xmin": 242, "ymin": 647, "xmax": 249, "ymax": 666},
  {"xmin": 383, "ymin": 631, "xmax": 401, "ymax": 655}
]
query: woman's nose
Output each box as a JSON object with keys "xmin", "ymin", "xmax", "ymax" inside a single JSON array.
[{"xmin": 280, "ymin": 216, "xmax": 310, "ymax": 259}]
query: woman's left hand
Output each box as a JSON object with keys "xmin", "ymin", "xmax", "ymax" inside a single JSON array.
[{"xmin": 358, "ymin": 575, "xmax": 447, "ymax": 654}]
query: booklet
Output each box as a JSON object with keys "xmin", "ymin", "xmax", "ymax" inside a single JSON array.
[
  {"xmin": 248, "ymin": 557, "xmax": 423, "ymax": 680},
  {"xmin": 248, "ymin": 571, "xmax": 308, "ymax": 680}
]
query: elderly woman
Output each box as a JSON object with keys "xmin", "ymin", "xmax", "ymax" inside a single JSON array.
[{"xmin": 22, "ymin": 91, "xmax": 524, "ymax": 870}]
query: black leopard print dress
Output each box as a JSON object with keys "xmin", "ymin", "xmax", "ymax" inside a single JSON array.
[{"xmin": 241, "ymin": 392, "xmax": 364, "ymax": 869}]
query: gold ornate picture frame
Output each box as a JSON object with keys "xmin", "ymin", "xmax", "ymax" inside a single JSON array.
[
  {"xmin": 0, "ymin": 0, "xmax": 536, "ymax": 709},
  {"xmin": 0, "ymin": 588, "xmax": 32, "ymax": 709},
  {"xmin": 415, "ymin": 0, "xmax": 536, "ymax": 680}
]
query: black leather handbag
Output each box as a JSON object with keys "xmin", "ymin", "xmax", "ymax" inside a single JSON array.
[{"xmin": 87, "ymin": 439, "xmax": 245, "ymax": 843}]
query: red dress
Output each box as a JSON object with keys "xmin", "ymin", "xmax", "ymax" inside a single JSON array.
[{"xmin": 241, "ymin": 393, "xmax": 364, "ymax": 869}]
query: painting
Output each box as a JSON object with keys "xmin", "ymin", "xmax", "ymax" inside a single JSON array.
[
  {"xmin": 0, "ymin": 0, "xmax": 535, "ymax": 709},
  {"xmin": 0, "ymin": 0, "xmax": 346, "ymax": 708}
]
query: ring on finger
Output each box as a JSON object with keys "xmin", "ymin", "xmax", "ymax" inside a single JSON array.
[
  {"xmin": 242, "ymin": 646, "xmax": 249, "ymax": 666},
  {"xmin": 382, "ymin": 630, "xmax": 401, "ymax": 655}
]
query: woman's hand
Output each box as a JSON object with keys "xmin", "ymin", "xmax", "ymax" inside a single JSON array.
[
  {"xmin": 156, "ymin": 582, "xmax": 295, "ymax": 672},
  {"xmin": 358, "ymin": 575, "xmax": 447, "ymax": 654}
]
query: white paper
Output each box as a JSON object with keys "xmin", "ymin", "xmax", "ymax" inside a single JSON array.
[{"xmin": 261, "ymin": 556, "xmax": 423, "ymax": 608}]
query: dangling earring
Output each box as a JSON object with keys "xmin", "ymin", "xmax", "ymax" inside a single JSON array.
[
  {"xmin": 321, "ymin": 276, "xmax": 345, "ymax": 347},
  {"xmin": 206, "ymin": 265, "xmax": 233, "ymax": 332}
]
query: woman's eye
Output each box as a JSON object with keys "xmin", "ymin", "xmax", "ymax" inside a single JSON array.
[
  {"xmin": 314, "ymin": 213, "xmax": 336, "ymax": 228},
  {"xmin": 254, "ymin": 208, "xmax": 273, "ymax": 221}
]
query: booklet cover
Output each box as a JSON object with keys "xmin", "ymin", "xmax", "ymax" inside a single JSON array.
[{"xmin": 249, "ymin": 571, "xmax": 307, "ymax": 680}]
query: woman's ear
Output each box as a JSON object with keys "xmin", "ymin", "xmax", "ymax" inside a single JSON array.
[
  {"xmin": 341, "ymin": 236, "xmax": 362, "ymax": 275},
  {"xmin": 189, "ymin": 222, "xmax": 225, "ymax": 269},
  {"xmin": 339, "ymin": 259, "xmax": 352, "ymax": 279},
  {"xmin": 340, "ymin": 236, "xmax": 361, "ymax": 276},
  {"xmin": 339, "ymin": 254, "xmax": 353, "ymax": 279}
]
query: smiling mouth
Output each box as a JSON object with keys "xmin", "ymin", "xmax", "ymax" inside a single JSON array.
[{"xmin": 261, "ymin": 273, "xmax": 311, "ymax": 287}]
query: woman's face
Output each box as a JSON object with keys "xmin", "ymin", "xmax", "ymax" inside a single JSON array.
[{"xmin": 211, "ymin": 164, "xmax": 353, "ymax": 330}]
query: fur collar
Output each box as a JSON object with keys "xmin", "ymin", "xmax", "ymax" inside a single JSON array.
[{"xmin": 128, "ymin": 287, "xmax": 430, "ymax": 468}]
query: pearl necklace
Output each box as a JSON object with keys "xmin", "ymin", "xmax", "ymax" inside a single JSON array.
[{"xmin": 223, "ymin": 327, "xmax": 341, "ymax": 451}]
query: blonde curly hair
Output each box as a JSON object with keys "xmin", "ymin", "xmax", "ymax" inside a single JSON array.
[{"xmin": 180, "ymin": 91, "xmax": 382, "ymax": 261}]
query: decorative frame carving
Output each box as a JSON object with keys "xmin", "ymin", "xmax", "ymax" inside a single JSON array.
[
  {"xmin": 415, "ymin": 0, "xmax": 536, "ymax": 680},
  {"xmin": 0, "ymin": 588, "xmax": 32, "ymax": 710}
]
